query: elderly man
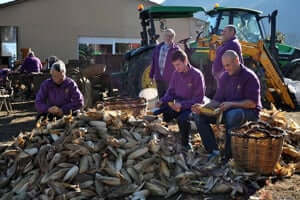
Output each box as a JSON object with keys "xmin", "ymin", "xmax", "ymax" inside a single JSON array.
[
  {"xmin": 192, "ymin": 50, "xmax": 261, "ymax": 162},
  {"xmin": 156, "ymin": 49, "xmax": 205, "ymax": 149},
  {"xmin": 150, "ymin": 28, "xmax": 179, "ymax": 98},
  {"xmin": 212, "ymin": 25, "xmax": 243, "ymax": 86},
  {"xmin": 35, "ymin": 60, "xmax": 84, "ymax": 120},
  {"xmin": 20, "ymin": 51, "xmax": 43, "ymax": 73}
]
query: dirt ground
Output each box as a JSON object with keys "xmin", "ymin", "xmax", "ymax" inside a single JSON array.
[{"xmin": 0, "ymin": 102, "xmax": 299, "ymax": 199}]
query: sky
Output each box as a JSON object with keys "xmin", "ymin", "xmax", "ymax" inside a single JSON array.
[
  {"xmin": 0, "ymin": 0, "xmax": 13, "ymax": 3},
  {"xmin": 1, "ymin": 0, "xmax": 166, "ymax": 4}
]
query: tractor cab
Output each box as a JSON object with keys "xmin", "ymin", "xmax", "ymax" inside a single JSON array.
[{"xmin": 206, "ymin": 7, "xmax": 264, "ymax": 43}]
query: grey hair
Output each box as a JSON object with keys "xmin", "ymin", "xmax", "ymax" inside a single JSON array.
[
  {"xmin": 51, "ymin": 60, "xmax": 66, "ymax": 74},
  {"xmin": 48, "ymin": 56, "xmax": 58, "ymax": 63},
  {"xmin": 225, "ymin": 25, "xmax": 237, "ymax": 35},
  {"xmin": 222, "ymin": 50, "xmax": 239, "ymax": 61},
  {"xmin": 165, "ymin": 28, "xmax": 176, "ymax": 39},
  {"xmin": 28, "ymin": 51, "xmax": 35, "ymax": 57}
]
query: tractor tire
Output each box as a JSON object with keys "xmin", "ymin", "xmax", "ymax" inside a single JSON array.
[
  {"xmin": 244, "ymin": 58, "xmax": 269, "ymax": 108},
  {"xmin": 126, "ymin": 49, "xmax": 156, "ymax": 97},
  {"xmin": 286, "ymin": 65, "xmax": 300, "ymax": 81}
]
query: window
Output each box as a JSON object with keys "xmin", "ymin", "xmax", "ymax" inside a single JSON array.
[
  {"xmin": 233, "ymin": 12, "xmax": 262, "ymax": 43},
  {"xmin": 0, "ymin": 26, "xmax": 18, "ymax": 61},
  {"xmin": 78, "ymin": 37, "xmax": 140, "ymax": 61},
  {"xmin": 116, "ymin": 43, "xmax": 140, "ymax": 54},
  {"xmin": 207, "ymin": 14, "xmax": 218, "ymax": 34},
  {"xmin": 218, "ymin": 12, "xmax": 230, "ymax": 35}
]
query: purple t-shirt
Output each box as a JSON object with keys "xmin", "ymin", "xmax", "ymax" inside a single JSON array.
[
  {"xmin": 214, "ymin": 64, "xmax": 262, "ymax": 114},
  {"xmin": 161, "ymin": 64, "xmax": 205, "ymax": 110},
  {"xmin": 35, "ymin": 77, "xmax": 84, "ymax": 114},
  {"xmin": 150, "ymin": 42, "xmax": 179, "ymax": 84},
  {"xmin": 20, "ymin": 55, "xmax": 42, "ymax": 73},
  {"xmin": 212, "ymin": 36, "xmax": 243, "ymax": 81}
]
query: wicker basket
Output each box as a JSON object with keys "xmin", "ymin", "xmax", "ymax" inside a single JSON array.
[
  {"xmin": 231, "ymin": 121, "xmax": 286, "ymax": 175},
  {"xmin": 99, "ymin": 97, "xmax": 147, "ymax": 116}
]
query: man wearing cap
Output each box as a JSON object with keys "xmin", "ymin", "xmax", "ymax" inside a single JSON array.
[
  {"xmin": 212, "ymin": 25, "xmax": 243, "ymax": 86},
  {"xmin": 35, "ymin": 60, "xmax": 84, "ymax": 120},
  {"xmin": 150, "ymin": 28, "xmax": 179, "ymax": 98},
  {"xmin": 192, "ymin": 50, "xmax": 261, "ymax": 162},
  {"xmin": 156, "ymin": 49, "xmax": 205, "ymax": 150}
]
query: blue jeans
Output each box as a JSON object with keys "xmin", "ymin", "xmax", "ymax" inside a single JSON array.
[
  {"xmin": 193, "ymin": 108, "xmax": 258, "ymax": 159},
  {"xmin": 160, "ymin": 106, "xmax": 191, "ymax": 147}
]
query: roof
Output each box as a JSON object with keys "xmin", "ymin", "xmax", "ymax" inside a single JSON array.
[
  {"xmin": 140, "ymin": 6, "xmax": 205, "ymax": 19},
  {"xmin": 0, "ymin": 0, "xmax": 158, "ymax": 9},
  {"xmin": 206, "ymin": 7, "xmax": 262, "ymax": 15},
  {"xmin": 0, "ymin": 0, "xmax": 30, "ymax": 8}
]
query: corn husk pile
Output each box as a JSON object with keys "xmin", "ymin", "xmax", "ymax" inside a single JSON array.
[
  {"xmin": 259, "ymin": 105, "xmax": 300, "ymax": 176},
  {"xmin": 0, "ymin": 108, "xmax": 272, "ymax": 200}
]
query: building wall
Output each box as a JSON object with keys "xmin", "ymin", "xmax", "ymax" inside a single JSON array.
[{"xmin": 0, "ymin": 0, "xmax": 205, "ymax": 62}]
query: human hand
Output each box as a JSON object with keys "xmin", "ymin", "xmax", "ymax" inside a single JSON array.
[
  {"xmin": 156, "ymin": 101, "xmax": 163, "ymax": 108},
  {"xmin": 56, "ymin": 108, "xmax": 63, "ymax": 117},
  {"xmin": 48, "ymin": 106, "xmax": 57, "ymax": 114},
  {"xmin": 191, "ymin": 104, "xmax": 201, "ymax": 114},
  {"xmin": 219, "ymin": 102, "xmax": 233, "ymax": 111},
  {"xmin": 171, "ymin": 103, "xmax": 181, "ymax": 112}
]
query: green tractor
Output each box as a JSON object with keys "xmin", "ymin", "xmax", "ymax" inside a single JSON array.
[{"xmin": 122, "ymin": 5, "xmax": 299, "ymax": 109}]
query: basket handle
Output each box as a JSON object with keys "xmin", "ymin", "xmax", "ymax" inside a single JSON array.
[{"xmin": 231, "ymin": 124, "xmax": 287, "ymax": 139}]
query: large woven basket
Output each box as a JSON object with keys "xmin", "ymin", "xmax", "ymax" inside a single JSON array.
[{"xmin": 231, "ymin": 121, "xmax": 286, "ymax": 175}]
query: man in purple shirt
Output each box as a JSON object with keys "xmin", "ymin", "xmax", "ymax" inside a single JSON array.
[
  {"xmin": 212, "ymin": 25, "xmax": 243, "ymax": 86},
  {"xmin": 156, "ymin": 49, "xmax": 205, "ymax": 149},
  {"xmin": 35, "ymin": 60, "xmax": 84, "ymax": 120},
  {"xmin": 150, "ymin": 28, "xmax": 179, "ymax": 98},
  {"xmin": 192, "ymin": 50, "xmax": 261, "ymax": 162},
  {"xmin": 20, "ymin": 51, "xmax": 43, "ymax": 73}
]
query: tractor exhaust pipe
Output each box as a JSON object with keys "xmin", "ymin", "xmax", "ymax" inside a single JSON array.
[{"xmin": 270, "ymin": 10, "xmax": 278, "ymax": 59}]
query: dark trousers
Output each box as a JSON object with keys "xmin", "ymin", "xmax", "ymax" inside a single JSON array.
[
  {"xmin": 161, "ymin": 106, "xmax": 192, "ymax": 147},
  {"xmin": 156, "ymin": 80, "xmax": 168, "ymax": 98},
  {"xmin": 193, "ymin": 108, "xmax": 258, "ymax": 159}
]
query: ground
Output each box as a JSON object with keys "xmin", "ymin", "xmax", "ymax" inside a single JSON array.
[{"xmin": 0, "ymin": 102, "xmax": 299, "ymax": 199}]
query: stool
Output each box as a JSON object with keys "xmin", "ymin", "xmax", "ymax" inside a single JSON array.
[{"xmin": 0, "ymin": 94, "xmax": 13, "ymax": 115}]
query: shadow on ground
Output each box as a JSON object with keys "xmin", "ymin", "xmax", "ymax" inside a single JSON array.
[{"xmin": 0, "ymin": 101, "xmax": 36, "ymax": 141}]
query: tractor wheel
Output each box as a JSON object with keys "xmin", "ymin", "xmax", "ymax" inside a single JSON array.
[
  {"xmin": 287, "ymin": 65, "xmax": 300, "ymax": 81},
  {"xmin": 126, "ymin": 49, "xmax": 156, "ymax": 97},
  {"xmin": 244, "ymin": 58, "xmax": 269, "ymax": 108}
]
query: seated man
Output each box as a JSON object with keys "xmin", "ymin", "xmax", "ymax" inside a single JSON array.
[
  {"xmin": 192, "ymin": 50, "xmax": 262, "ymax": 161},
  {"xmin": 20, "ymin": 51, "xmax": 43, "ymax": 73},
  {"xmin": 35, "ymin": 60, "xmax": 84, "ymax": 120},
  {"xmin": 0, "ymin": 68, "xmax": 10, "ymax": 86},
  {"xmin": 18, "ymin": 51, "xmax": 43, "ymax": 98},
  {"xmin": 156, "ymin": 49, "xmax": 205, "ymax": 149}
]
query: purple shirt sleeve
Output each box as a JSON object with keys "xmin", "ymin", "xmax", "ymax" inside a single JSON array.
[
  {"xmin": 178, "ymin": 74, "xmax": 205, "ymax": 110},
  {"xmin": 213, "ymin": 76, "xmax": 225, "ymax": 102},
  {"xmin": 243, "ymin": 75, "xmax": 260, "ymax": 104},
  {"xmin": 231, "ymin": 41, "xmax": 244, "ymax": 64},
  {"xmin": 160, "ymin": 72, "xmax": 176, "ymax": 103},
  {"xmin": 35, "ymin": 82, "xmax": 50, "ymax": 113},
  {"xmin": 61, "ymin": 81, "xmax": 84, "ymax": 114},
  {"xmin": 38, "ymin": 59, "xmax": 43, "ymax": 72}
]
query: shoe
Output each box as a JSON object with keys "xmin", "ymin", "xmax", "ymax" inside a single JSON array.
[{"xmin": 207, "ymin": 150, "xmax": 220, "ymax": 162}]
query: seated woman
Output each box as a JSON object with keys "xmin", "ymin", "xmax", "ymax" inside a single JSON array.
[{"xmin": 35, "ymin": 60, "xmax": 84, "ymax": 120}]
